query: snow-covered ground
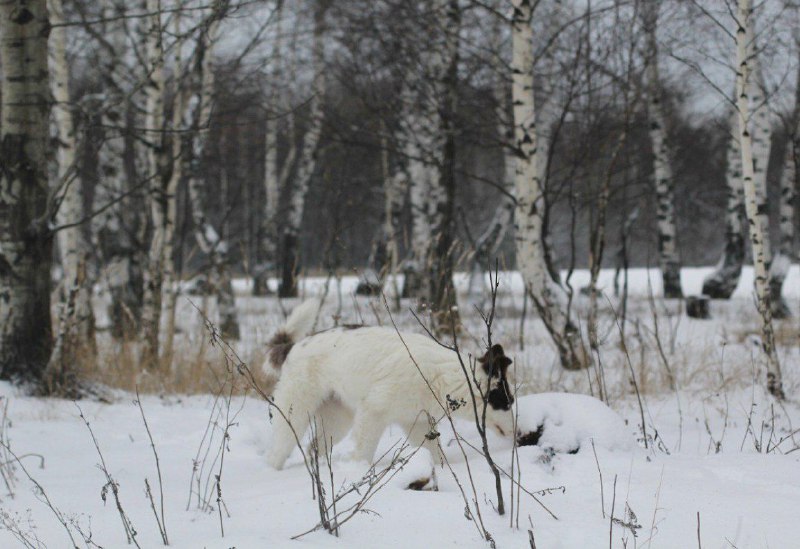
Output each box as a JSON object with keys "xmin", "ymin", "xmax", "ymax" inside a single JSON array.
[{"xmin": 1, "ymin": 267, "xmax": 798, "ymax": 548}]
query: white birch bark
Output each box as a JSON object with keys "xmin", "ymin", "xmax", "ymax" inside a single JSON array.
[
  {"xmin": 702, "ymin": 107, "xmax": 746, "ymax": 298},
  {"xmin": 768, "ymin": 55, "xmax": 800, "ymax": 318},
  {"xmin": 426, "ymin": 0, "xmax": 461, "ymax": 330},
  {"xmin": 643, "ymin": 3, "xmax": 682, "ymax": 298},
  {"xmin": 140, "ymin": 0, "xmax": 168, "ymax": 368},
  {"xmin": 47, "ymin": 0, "xmax": 96, "ymax": 378},
  {"xmin": 734, "ymin": 0, "xmax": 783, "ymax": 399},
  {"xmin": 356, "ymin": 127, "xmax": 406, "ymax": 295},
  {"xmin": 161, "ymin": 8, "xmax": 192, "ymax": 361},
  {"xmin": 466, "ymin": 82, "xmax": 515, "ymax": 300},
  {"xmin": 750, "ymin": 48, "xmax": 773, "ymax": 272},
  {"xmin": 770, "ymin": 137, "xmax": 796, "ymax": 319},
  {"xmin": 253, "ymin": 4, "xmax": 286, "ymax": 296},
  {"xmin": 186, "ymin": 1, "xmax": 239, "ymax": 339},
  {"xmin": 400, "ymin": 77, "xmax": 436, "ymax": 298},
  {"xmin": 92, "ymin": 0, "xmax": 143, "ymax": 339},
  {"xmin": 0, "ymin": 0, "xmax": 53, "ymax": 380},
  {"xmin": 401, "ymin": 1, "xmax": 456, "ymax": 305},
  {"xmin": 511, "ymin": 0, "xmax": 585, "ymax": 370},
  {"xmin": 280, "ymin": 0, "xmax": 329, "ymax": 297}
]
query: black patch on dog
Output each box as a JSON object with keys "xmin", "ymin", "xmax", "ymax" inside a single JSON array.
[
  {"xmin": 516, "ymin": 425, "xmax": 580, "ymax": 454},
  {"xmin": 478, "ymin": 344, "xmax": 513, "ymax": 378},
  {"xmin": 478, "ymin": 344, "xmax": 514, "ymax": 410},
  {"xmin": 517, "ymin": 424, "xmax": 544, "ymax": 447},
  {"xmin": 488, "ymin": 382, "xmax": 513, "ymax": 411},
  {"xmin": 407, "ymin": 478, "xmax": 430, "ymax": 491},
  {"xmin": 267, "ymin": 330, "xmax": 294, "ymax": 369}
]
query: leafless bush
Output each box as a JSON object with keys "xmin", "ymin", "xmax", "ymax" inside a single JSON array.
[
  {"xmin": 75, "ymin": 403, "xmax": 140, "ymax": 547},
  {"xmin": 134, "ymin": 389, "xmax": 168, "ymax": 545}
]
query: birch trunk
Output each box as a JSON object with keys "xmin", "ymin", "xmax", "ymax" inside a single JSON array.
[
  {"xmin": 511, "ymin": 0, "xmax": 585, "ymax": 370},
  {"xmin": 356, "ymin": 128, "xmax": 405, "ymax": 295},
  {"xmin": 161, "ymin": 9, "xmax": 191, "ymax": 361},
  {"xmin": 93, "ymin": 0, "xmax": 144, "ymax": 340},
  {"xmin": 770, "ymin": 136, "xmax": 796, "ymax": 319},
  {"xmin": 466, "ymin": 74, "xmax": 515, "ymax": 300},
  {"xmin": 768, "ymin": 57, "xmax": 800, "ymax": 319},
  {"xmin": 47, "ymin": 0, "xmax": 96, "ymax": 382},
  {"xmin": 140, "ymin": 0, "xmax": 168, "ymax": 368},
  {"xmin": 253, "ymin": 4, "xmax": 286, "ymax": 296},
  {"xmin": 279, "ymin": 0, "xmax": 329, "ymax": 298},
  {"xmin": 426, "ymin": 0, "xmax": 461, "ymax": 331},
  {"xmin": 643, "ymin": 3, "xmax": 682, "ymax": 298},
  {"xmin": 400, "ymin": 86, "xmax": 435, "ymax": 299},
  {"xmin": 734, "ymin": 0, "xmax": 784, "ymax": 399},
  {"xmin": 0, "ymin": 0, "xmax": 53, "ymax": 381},
  {"xmin": 187, "ymin": 1, "xmax": 239, "ymax": 340},
  {"xmin": 702, "ymin": 108, "xmax": 746, "ymax": 299},
  {"xmin": 702, "ymin": 32, "xmax": 763, "ymax": 300},
  {"xmin": 401, "ymin": 1, "xmax": 458, "ymax": 311}
]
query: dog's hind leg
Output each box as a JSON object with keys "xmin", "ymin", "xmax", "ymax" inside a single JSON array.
[{"xmin": 309, "ymin": 398, "xmax": 354, "ymax": 454}]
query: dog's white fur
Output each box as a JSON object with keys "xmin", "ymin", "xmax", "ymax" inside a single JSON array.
[{"xmin": 266, "ymin": 325, "xmax": 515, "ymax": 470}]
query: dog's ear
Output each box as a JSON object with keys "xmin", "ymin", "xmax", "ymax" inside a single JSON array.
[
  {"xmin": 490, "ymin": 344, "xmax": 512, "ymax": 371},
  {"xmin": 479, "ymin": 344, "xmax": 512, "ymax": 376}
]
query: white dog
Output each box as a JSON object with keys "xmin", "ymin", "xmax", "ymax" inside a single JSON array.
[{"xmin": 264, "ymin": 301, "xmax": 516, "ymax": 475}]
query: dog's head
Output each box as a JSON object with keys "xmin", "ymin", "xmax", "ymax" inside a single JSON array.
[{"xmin": 477, "ymin": 344, "xmax": 514, "ymax": 412}]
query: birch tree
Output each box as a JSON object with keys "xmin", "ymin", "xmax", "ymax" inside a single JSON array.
[
  {"xmin": 355, "ymin": 128, "xmax": 405, "ymax": 296},
  {"xmin": 768, "ymin": 47, "xmax": 800, "ymax": 319},
  {"xmin": 92, "ymin": 0, "xmax": 145, "ymax": 340},
  {"xmin": 279, "ymin": 0, "xmax": 330, "ymax": 298},
  {"xmin": 511, "ymin": 0, "xmax": 585, "ymax": 370},
  {"xmin": 140, "ymin": 0, "xmax": 169, "ymax": 368},
  {"xmin": 399, "ymin": 60, "xmax": 436, "ymax": 299},
  {"xmin": 253, "ymin": 3, "xmax": 289, "ymax": 297},
  {"xmin": 466, "ymin": 17, "xmax": 515, "ymax": 301},
  {"xmin": 702, "ymin": 14, "xmax": 772, "ymax": 302},
  {"xmin": 398, "ymin": 0, "xmax": 461, "ymax": 328},
  {"xmin": 47, "ymin": 0, "xmax": 96, "ymax": 380},
  {"xmin": 771, "ymin": 129, "xmax": 797, "ymax": 319},
  {"xmin": 186, "ymin": 0, "xmax": 240, "ymax": 339},
  {"xmin": 0, "ymin": 0, "xmax": 53, "ymax": 381},
  {"xmin": 702, "ymin": 107, "xmax": 746, "ymax": 299},
  {"xmin": 426, "ymin": 0, "xmax": 461, "ymax": 331},
  {"xmin": 733, "ymin": 0, "xmax": 784, "ymax": 399},
  {"xmin": 643, "ymin": 2, "xmax": 682, "ymax": 298}
]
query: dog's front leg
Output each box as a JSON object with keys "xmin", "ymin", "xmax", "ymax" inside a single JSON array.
[{"xmin": 399, "ymin": 419, "xmax": 439, "ymax": 491}]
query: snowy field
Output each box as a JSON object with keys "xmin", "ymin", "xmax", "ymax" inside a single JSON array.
[{"xmin": 0, "ymin": 267, "xmax": 798, "ymax": 548}]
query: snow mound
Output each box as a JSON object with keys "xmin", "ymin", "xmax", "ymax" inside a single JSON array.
[{"xmin": 515, "ymin": 393, "xmax": 633, "ymax": 453}]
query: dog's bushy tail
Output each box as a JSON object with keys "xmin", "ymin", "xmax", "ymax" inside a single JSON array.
[{"xmin": 265, "ymin": 298, "xmax": 322, "ymax": 371}]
